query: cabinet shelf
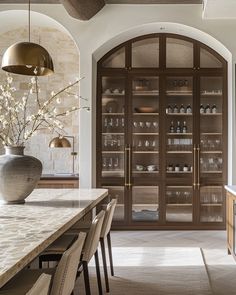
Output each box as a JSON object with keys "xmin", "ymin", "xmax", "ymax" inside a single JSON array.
[
  {"xmin": 166, "ymin": 91, "xmax": 192, "ymax": 96},
  {"xmin": 201, "ymin": 133, "xmax": 222, "ymax": 136},
  {"xmin": 166, "ymin": 204, "xmax": 192, "ymax": 207},
  {"xmin": 167, "ymin": 133, "xmax": 192, "ymax": 136},
  {"xmin": 133, "ymin": 133, "xmax": 159, "ymax": 135},
  {"xmin": 201, "ymin": 203, "xmax": 223, "ymax": 207},
  {"xmin": 133, "ymin": 113, "xmax": 159, "ymax": 116},
  {"xmin": 133, "ymin": 151, "xmax": 159, "ymax": 154},
  {"xmin": 167, "ymin": 151, "xmax": 192, "ymax": 154},
  {"xmin": 166, "ymin": 171, "xmax": 192, "ymax": 174},
  {"xmin": 200, "ymin": 113, "xmax": 222, "ymax": 116},
  {"xmin": 167, "ymin": 186, "xmax": 192, "ymax": 188},
  {"xmin": 102, "ymin": 113, "xmax": 124, "ymax": 115},
  {"xmin": 166, "ymin": 113, "xmax": 192, "ymax": 116},
  {"xmin": 133, "ymin": 91, "xmax": 159, "ymax": 96},
  {"xmin": 133, "ymin": 171, "xmax": 159, "ymax": 173},
  {"xmin": 201, "ymin": 171, "xmax": 222, "ymax": 174},
  {"xmin": 102, "ymin": 93, "xmax": 124, "ymax": 97},
  {"xmin": 201, "ymin": 151, "xmax": 222, "ymax": 154},
  {"xmin": 201, "ymin": 92, "xmax": 222, "ymax": 96},
  {"xmin": 102, "ymin": 151, "xmax": 124, "ymax": 154},
  {"xmin": 102, "ymin": 132, "xmax": 124, "ymax": 135}
]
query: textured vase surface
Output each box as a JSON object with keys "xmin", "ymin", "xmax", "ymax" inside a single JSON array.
[{"xmin": 0, "ymin": 146, "xmax": 42, "ymax": 204}]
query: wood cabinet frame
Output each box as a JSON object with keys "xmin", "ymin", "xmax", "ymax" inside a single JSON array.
[{"xmin": 96, "ymin": 33, "xmax": 227, "ymax": 230}]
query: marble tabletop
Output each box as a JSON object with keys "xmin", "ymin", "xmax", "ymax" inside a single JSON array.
[{"xmin": 0, "ymin": 188, "xmax": 108, "ymax": 288}]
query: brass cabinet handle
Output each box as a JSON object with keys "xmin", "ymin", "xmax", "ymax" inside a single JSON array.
[
  {"xmin": 124, "ymin": 146, "xmax": 132, "ymax": 187},
  {"xmin": 193, "ymin": 144, "xmax": 196, "ymax": 189},
  {"xmin": 124, "ymin": 146, "xmax": 128, "ymax": 186},
  {"xmin": 197, "ymin": 145, "xmax": 200, "ymax": 188},
  {"xmin": 128, "ymin": 146, "xmax": 131, "ymax": 186}
]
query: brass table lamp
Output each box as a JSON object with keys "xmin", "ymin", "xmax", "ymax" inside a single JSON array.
[{"xmin": 49, "ymin": 136, "xmax": 77, "ymax": 175}]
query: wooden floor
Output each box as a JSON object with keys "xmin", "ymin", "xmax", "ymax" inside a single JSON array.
[{"xmin": 76, "ymin": 230, "xmax": 236, "ymax": 294}]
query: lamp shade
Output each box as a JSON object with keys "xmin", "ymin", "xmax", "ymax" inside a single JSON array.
[
  {"xmin": 1, "ymin": 42, "xmax": 54, "ymax": 76},
  {"xmin": 49, "ymin": 137, "xmax": 71, "ymax": 148}
]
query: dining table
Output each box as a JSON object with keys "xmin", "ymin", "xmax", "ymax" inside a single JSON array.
[{"xmin": 0, "ymin": 188, "xmax": 108, "ymax": 288}]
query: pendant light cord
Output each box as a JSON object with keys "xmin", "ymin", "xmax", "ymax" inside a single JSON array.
[{"xmin": 28, "ymin": 0, "xmax": 31, "ymax": 42}]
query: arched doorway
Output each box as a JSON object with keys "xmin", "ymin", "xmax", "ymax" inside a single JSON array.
[
  {"xmin": 0, "ymin": 10, "xmax": 80, "ymax": 175},
  {"xmin": 96, "ymin": 33, "xmax": 227, "ymax": 230}
]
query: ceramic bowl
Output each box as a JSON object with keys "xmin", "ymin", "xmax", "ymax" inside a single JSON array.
[
  {"xmin": 147, "ymin": 165, "xmax": 157, "ymax": 171},
  {"xmin": 136, "ymin": 165, "xmax": 144, "ymax": 171}
]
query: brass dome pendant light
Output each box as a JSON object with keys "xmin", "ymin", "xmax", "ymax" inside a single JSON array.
[{"xmin": 1, "ymin": 0, "xmax": 54, "ymax": 76}]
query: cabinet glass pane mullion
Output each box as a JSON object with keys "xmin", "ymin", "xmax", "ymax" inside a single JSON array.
[
  {"xmin": 200, "ymin": 77, "xmax": 223, "ymax": 179},
  {"xmin": 166, "ymin": 186, "xmax": 193, "ymax": 222},
  {"xmin": 101, "ymin": 77, "xmax": 126, "ymax": 178},
  {"xmin": 131, "ymin": 76, "xmax": 159, "ymax": 179},
  {"xmin": 132, "ymin": 186, "xmax": 159, "ymax": 222}
]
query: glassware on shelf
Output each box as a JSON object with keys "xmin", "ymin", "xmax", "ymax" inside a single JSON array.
[
  {"xmin": 113, "ymin": 157, "xmax": 119, "ymax": 169},
  {"xmin": 166, "ymin": 105, "xmax": 173, "ymax": 114},
  {"xmin": 212, "ymin": 104, "xmax": 217, "ymax": 113},
  {"xmin": 182, "ymin": 121, "xmax": 187, "ymax": 133},
  {"xmin": 170, "ymin": 121, "xmax": 175, "ymax": 133},
  {"xmin": 173, "ymin": 105, "xmax": 179, "ymax": 113},
  {"xmin": 200, "ymin": 104, "xmax": 205, "ymax": 114},
  {"xmin": 174, "ymin": 164, "xmax": 180, "ymax": 172},
  {"xmin": 102, "ymin": 158, "xmax": 107, "ymax": 169},
  {"xmin": 108, "ymin": 157, "xmax": 113, "ymax": 169},
  {"xmin": 176, "ymin": 121, "xmax": 181, "ymax": 133},
  {"xmin": 186, "ymin": 105, "xmax": 192, "ymax": 114},
  {"xmin": 121, "ymin": 118, "xmax": 125, "ymax": 127},
  {"xmin": 205, "ymin": 104, "xmax": 211, "ymax": 114},
  {"xmin": 133, "ymin": 121, "xmax": 138, "ymax": 129},
  {"xmin": 153, "ymin": 122, "xmax": 158, "ymax": 129},
  {"xmin": 180, "ymin": 104, "xmax": 185, "ymax": 113}
]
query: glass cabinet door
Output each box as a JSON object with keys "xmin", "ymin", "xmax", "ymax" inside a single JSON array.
[
  {"xmin": 199, "ymin": 77, "xmax": 223, "ymax": 180},
  {"xmin": 200, "ymin": 47, "xmax": 223, "ymax": 68},
  {"xmin": 132, "ymin": 186, "xmax": 159, "ymax": 222},
  {"xmin": 101, "ymin": 77, "xmax": 125, "ymax": 178},
  {"xmin": 165, "ymin": 76, "xmax": 193, "ymax": 179},
  {"xmin": 200, "ymin": 186, "xmax": 224, "ymax": 223},
  {"xmin": 132, "ymin": 37, "xmax": 159, "ymax": 68},
  {"xmin": 166, "ymin": 38, "xmax": 193, "ymax": 68},
  {"xmin": 102, "ymin": 46, "xmax": 125, "ymax": 68},
  {"xmin": 166, "ymin": 186, "xmax": 193, "ymax": 222},
  {"xmin": 103, "ymin": 186, "xmax": 125, "ymax": 222},
  {"xmin": 132, "ymin": 76, "xmax": 159, "ymax": 180}
]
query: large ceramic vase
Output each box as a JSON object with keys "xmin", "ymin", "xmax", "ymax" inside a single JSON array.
[{"xmin": 0, "ymin": 146, "xmax": 42, "ymax": 204}]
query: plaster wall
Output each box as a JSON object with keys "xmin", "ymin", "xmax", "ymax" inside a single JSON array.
[
  {"xmin": 0, "ymin": 23, "xmax": 80, "ymax": 174},
  {"xmin": 0, "ymin": 4, "xmax": 235, "ymax": 186}
]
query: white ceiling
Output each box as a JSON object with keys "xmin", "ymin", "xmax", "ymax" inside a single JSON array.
[{"xmin": 203, "ymin": 0, "xmax": 236, "ymax": 19}]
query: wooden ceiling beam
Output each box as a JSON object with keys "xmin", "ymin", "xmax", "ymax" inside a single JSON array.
[
  {"xmin": 0, "ymin": 0, "xmax": 59, "ymax": 3},
  {"xmin": 106, "ymin": 0, "xmax": 202, "ymax": 3},
  {"xmin": 60, "ymin": 0, "xmax": 105, "ymax": 20}
]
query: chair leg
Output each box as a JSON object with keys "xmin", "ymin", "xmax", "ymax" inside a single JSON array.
[
  {"xmin": 107, "ymin": 232, "xmax": 114, "ymax": 276},
  {"xmin": 39, "ymin": 257, "xmax": 42, "ymax": 269},
  {"xmin": 83, "ymin": 261, "xmax": 91, "ymax": 295},
  {"xmin": 100, "ymin": 238, "xmax": 109, "ymax": 292},
  {"xmin": 94, "ymin": 250, "xmax": 103, "ymax": 295}
]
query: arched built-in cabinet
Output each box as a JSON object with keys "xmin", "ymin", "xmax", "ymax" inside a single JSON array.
[{"xmin": 96, "ymin": 34, "xmax": 227, "ymax": 229}]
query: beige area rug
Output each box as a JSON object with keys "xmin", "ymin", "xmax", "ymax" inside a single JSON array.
[{"xmin": 76, "ymin": 247, "xmax": 213, "ymax": 295}]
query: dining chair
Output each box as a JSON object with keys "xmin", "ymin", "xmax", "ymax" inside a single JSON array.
[
  {"xmin": 65, "ymin": 198, "xmax": 117, "ymax": 292},
  {"xmin": 0, "ymin": 232, "xmax": 86, "ymax": 295},
  {"xmin": 39, "ymin": 210, "xmax": 105, "ymax": 295}
]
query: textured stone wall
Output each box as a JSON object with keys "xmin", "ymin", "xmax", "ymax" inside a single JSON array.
[{"xmin": 0, "ymin": 26, "xmax": 80, "ymax": 174}]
